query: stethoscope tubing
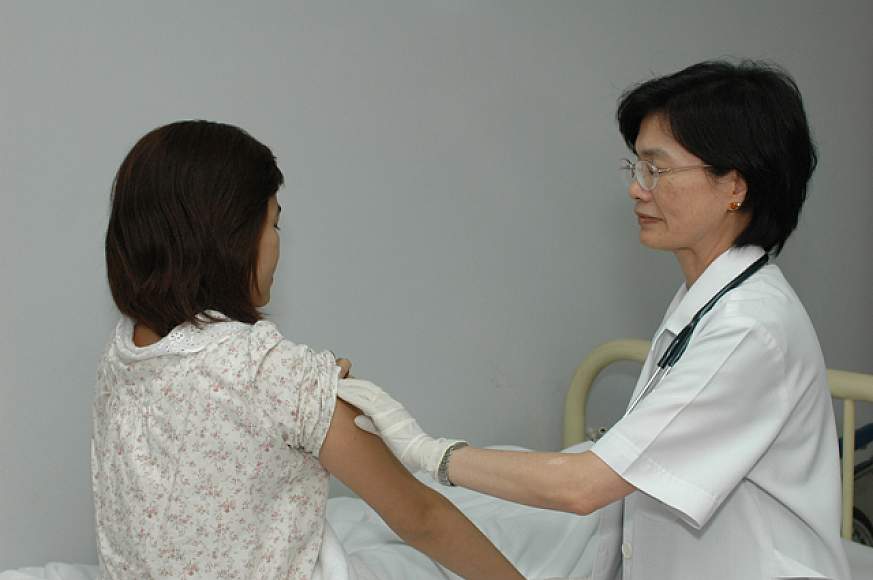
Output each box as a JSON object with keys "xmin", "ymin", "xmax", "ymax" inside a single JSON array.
[{"xmin": 624, "ymin": 254, "xmax": 770, "ymax": 416}]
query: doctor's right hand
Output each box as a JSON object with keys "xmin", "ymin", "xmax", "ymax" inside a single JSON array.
[{"xmin": 337, "ymin": 378, "xmax": 465, "ymax": 480}]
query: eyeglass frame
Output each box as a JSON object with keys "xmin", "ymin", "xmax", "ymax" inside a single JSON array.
[{"xmin": 621, "ymin": 158, "xmax": 712, "ymax": 191}]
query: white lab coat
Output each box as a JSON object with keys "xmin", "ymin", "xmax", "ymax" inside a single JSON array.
[{"xmin": 590, "ymin": 245, "xmax": 852, "ymax": 580}]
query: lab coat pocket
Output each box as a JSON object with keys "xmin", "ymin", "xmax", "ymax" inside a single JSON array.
[
  {"xmin": 772, "ymin": 549, "xmax": 832, "ymax": 579},
  {"xmin": 634, "ymin": 508, "xmax": 763, "ymax": 580},
  {"xmin": 632, "ymin": 510, "xmax": 685, "ymax": 579}
]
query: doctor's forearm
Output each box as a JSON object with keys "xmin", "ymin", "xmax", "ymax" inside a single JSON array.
[{"xmin": 447, "ymin": 447, "xmax": 635, "ymax": 515}]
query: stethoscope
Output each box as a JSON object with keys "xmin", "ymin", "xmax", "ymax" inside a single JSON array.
[{"xmin": 625, "ymin": 254, "xmax": 770, "ymax": 415}]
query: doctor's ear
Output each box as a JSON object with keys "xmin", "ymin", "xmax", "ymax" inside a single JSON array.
[
  {"xmin": 730, "ymin": 170, "xmax": 748, "ymax": 198},
  {"xmin": 722, "ymin": 170, "xmax": 748, "ymax": 210}
]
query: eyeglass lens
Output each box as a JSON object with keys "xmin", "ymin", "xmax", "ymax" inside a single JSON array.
[{"xmin": 622, "ymin": 160, "xmax": 657, "ymax": 190}]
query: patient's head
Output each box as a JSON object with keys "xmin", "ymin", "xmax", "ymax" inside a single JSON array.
[{"xmin": 105, "ymin": 120, "xmax": 284, "ymax": 337}]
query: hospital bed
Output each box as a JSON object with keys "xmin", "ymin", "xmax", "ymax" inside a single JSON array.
[{"xmin": 3, "ymin": 339, "xmax": 873, "ymax": 579}]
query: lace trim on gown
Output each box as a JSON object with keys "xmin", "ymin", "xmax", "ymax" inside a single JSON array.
[{"xmin": 114, "ymin": 310, "xmax": 249, "ymax": 362}]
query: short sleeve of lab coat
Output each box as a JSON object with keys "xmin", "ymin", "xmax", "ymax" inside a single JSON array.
[{"xmin": 591, "ymin": 313, "xmax": 790, "ymax": 529}]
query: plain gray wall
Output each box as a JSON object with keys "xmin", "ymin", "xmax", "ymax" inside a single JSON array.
[{"xmin": 1, "ymin": 0, "xmax": 871, "ymax": 570}]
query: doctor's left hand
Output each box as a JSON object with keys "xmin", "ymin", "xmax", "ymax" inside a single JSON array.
[{"xmin": 337, "ymin": 378, "xmax": 465, "ymax": 480}]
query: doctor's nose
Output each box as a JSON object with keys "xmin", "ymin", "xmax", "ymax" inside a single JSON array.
[{"xmin": 628, "ymin": 179, "xmax": 652, "ymax": 202}]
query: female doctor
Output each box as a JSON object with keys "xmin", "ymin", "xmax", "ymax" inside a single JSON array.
[{"xmin": 339, "ymin": 61, "xmax": 851, "ymax": 579}]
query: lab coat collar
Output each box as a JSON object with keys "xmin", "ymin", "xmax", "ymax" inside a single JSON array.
[{"xmin": 661, "ymin": 245, "xmax": 767, "ymax": 336}]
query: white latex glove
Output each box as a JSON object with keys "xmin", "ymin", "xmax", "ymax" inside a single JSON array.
[{"xmin": 337, "ymin": 378, "xmax": 465, "ymax": 480}]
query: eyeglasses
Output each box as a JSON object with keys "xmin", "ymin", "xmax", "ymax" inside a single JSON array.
[{"xmin": 621, "ymin": 158, "xmax": 712, "ymax": 191}]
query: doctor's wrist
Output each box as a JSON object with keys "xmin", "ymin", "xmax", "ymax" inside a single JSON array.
[{"xmin": 437, "ymin": 441, "xmax": 469, "ymax": 486}]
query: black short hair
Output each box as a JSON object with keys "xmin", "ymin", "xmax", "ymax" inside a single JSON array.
[
  {"xmin": 105, "ymin": 120, "xmax": 284, "ymax": 336},
  {"xmin": 617, "ymin": 60, "xmax": 817, "ymax": 255}
]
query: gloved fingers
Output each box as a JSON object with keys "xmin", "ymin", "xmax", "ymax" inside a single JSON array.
[
  {"xmin": 369, "ymin": 403, "xmax": 413, "ymax": 424},
  {"xmin": 340, "ymin": 382, "xmax": 408, "ymax": 418},
  {"xmin": 337, "ymin": 382, "xmax": 384, "ymax": 411},
  {"xmin": 344, "ymin": 402, "xmax": 407, "ymax": 431},
  {"xmin": 337, "ymin": 378, "xmax": 385, "ymax": 401},
  {"xmin": 339, "ymin": 378, "xmax": 383, "ymax": 393},
  {"xmin": 337, "ymin": 380, "xmax": 409, "ymax": 415},
  {"xmin": 368, "ymin": 398, "xmax": 407, "ymax": 417},
  {"xmin": 353, "ymin": 415, "xmax": 378, "ymax": 434}
]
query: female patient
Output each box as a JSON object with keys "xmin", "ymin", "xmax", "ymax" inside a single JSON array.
[{"xmin": 92, "ymin": 120, "xmax": 522, "ymax": 579}]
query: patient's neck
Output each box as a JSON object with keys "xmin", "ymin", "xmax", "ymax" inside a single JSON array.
[{"xmin": 133, "ymin": 323, "xmax": 162, "ymax": 348}]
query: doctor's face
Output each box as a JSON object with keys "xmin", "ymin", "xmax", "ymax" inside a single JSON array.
[{"xmin": 628, "ymin": 113, "xmax": 746, "ymax": 260}]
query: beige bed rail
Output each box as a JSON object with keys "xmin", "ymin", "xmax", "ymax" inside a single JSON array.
[{"xmin": 562, "ymin": 338, "xmax": 873, "ymax": 540}]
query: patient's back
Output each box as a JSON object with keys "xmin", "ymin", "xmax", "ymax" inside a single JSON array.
[{"xmin": 91, "ymin": 312, "xmax": 339, "ymax": 579}]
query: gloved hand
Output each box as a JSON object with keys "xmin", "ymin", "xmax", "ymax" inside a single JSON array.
[{"xmin": 337, "ymin": 378, "xmax": 466, "ymax": 480}]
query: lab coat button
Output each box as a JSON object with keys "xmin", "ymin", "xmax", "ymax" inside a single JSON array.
[{"xmin": 621, "ymin": 542, "xmax": 632, "ymax": 559}]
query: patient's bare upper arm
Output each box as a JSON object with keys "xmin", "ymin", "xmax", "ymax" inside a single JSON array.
[{"xmin": 318, "ymin": 398, "xmax": 434, "ymax": 532}]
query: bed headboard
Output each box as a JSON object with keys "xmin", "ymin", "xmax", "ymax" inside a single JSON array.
[{"xmin": 562, "ymin": 338, "xmax": 873, "ymax": 540}]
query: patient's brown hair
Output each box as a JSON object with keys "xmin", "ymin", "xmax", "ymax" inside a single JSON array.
[{"xmin": 105, "ymin": 120, "xmax": 284, "ymax": 337}]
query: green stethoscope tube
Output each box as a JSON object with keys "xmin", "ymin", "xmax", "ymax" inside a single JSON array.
[{"xmin": 625, "ymin": 254, "xmax": 770, "ymax": 415}]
